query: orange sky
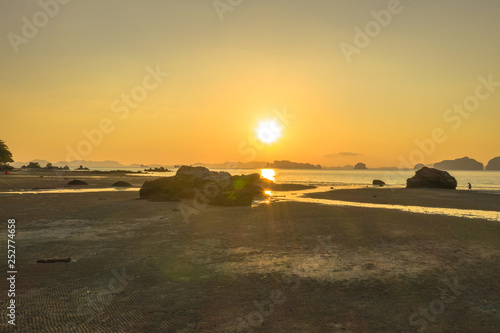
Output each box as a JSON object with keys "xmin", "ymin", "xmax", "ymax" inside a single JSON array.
[{"xmin": 1, "ymin": 1, "xmax": 499, "ymax": 167}]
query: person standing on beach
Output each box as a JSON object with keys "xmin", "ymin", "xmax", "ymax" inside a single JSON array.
[{"xmin": 468, "ymin": 182, "xmax": 472, "ymax": 191}]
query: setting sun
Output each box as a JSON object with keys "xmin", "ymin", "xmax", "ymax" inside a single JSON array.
[{"xmin": 256, "ymin": 120, "xmax": 282, "ymax": 144}]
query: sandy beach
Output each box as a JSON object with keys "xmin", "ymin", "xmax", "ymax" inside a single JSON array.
[{"xmin": 0, "ymin": 172, "xmax": 499, "ymax": 332}]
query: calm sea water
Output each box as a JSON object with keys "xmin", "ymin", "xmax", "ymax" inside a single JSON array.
[
  {"xmin": 7, "ymin": 167, "xmax": 499, "ymax": 220},
  {"xmin": 118, "ymin": 167, "xmax": 500, "ymax": 193},
  {"xmin": 231, "ymin": 169, "xmax": 500, "ymax": 192}
]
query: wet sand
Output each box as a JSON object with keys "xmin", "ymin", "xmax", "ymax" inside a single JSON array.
[
  {"xmin": 305, "ymin": 187, "xmax": 500, "ymax": 212},
  {"xmin": 0, "ymin": 173, "xmax": 499, "ymax": 332},
  {"xmin": 0, "ymin": 170, "xmax": 157, "ymax": 192}
]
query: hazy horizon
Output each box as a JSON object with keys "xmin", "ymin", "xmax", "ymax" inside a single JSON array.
[{"xmin": 1, "ymin": 1, "xmax": 499, "ymax": 168}]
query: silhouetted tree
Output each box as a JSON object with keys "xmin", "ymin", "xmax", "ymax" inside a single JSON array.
[{"xmin": 0, "ymin": 140, "xmax": 14, "ymax": 164}]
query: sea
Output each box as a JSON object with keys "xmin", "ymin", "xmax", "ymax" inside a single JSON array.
[
  {"xmin": 99, "ymin": 167, "xmax": 500, "ymax": 193},
  {"xmin": 7, "ymin": 167, "xmax": 500, "ymax": 221}
]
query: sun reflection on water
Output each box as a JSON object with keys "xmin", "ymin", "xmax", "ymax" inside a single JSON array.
[{"xmin": 261, "ymin": 168, "xmax": 275, "ymax": 182}]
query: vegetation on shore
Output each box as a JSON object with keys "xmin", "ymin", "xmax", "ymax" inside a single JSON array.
[{"xmin": 0, "ymin": 140, "xmax": 14, "ymax": 170}]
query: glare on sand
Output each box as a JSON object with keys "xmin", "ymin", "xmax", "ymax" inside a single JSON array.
[{"xmin": 256, "ymin": 119, "xmax": 282, "ymax": 144}]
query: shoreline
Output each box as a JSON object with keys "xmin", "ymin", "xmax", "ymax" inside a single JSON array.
[
  {"xmin": 304, "ymin": 187, "xmax": 500, "ymax": 212},
  {"xmin": 2, "ymin": 172, "xmax": 499, "ymax": 213}
]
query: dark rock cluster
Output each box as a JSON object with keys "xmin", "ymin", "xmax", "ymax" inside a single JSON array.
[{"xmin": 140, "ymin": 166, "xmax": 267, "ymax": 206}]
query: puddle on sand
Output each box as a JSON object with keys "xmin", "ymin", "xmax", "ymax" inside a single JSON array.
[
  {"xmin": 293, "ymin": 196, "xmax": 500, "ymax": 222},
  {"xmin": 256, "ymin": 186, "xmax": 500, "ymax": 222}
]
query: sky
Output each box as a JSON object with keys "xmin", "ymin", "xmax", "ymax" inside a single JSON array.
[{"xmin": 1, "ymin": 0, "xmax": 499, "ymax": 168}]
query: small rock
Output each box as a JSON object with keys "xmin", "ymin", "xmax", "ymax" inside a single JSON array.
[
  {"xmin": 67, "ymin": 180, "xmax": 88, "ymax": 186},
  {"xmin": 112, "ymin": 181, "xmax": 132, "ymax": 187}
]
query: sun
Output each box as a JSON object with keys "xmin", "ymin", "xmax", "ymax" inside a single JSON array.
[{"xmin": 256, "ymin": 119, "xmax": 282, "ymax": 144}]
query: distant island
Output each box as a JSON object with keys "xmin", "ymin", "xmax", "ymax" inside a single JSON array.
[
  {"xmin": 21, "ymin": 162, "xmax": 71, "ymax": 170},
  {"xmin": 434, "ymin": 157, "xmax": 484, "ymax": 171},
  {"xmin": 10, "ymin": 159, "xmax": 173, "ymax": 170},
  {"xmin": 265, "ymin": 160, "xmax": 322, "ymax": 169},
  {"xmin": 11, "ymin": 159, "xmax": 146, "ymax": 169},
  {"xmin": 486, "ymin": 157, "xmax": 500, "ymax": 170},
  {"xmin": 324, "ymin": 165, "xmax": 354, "ymax": 170},
  {"xmin": 7, "ymin": 156, "xmax": 500, "ymax": 172},
  {"xmin": 192, "ymin": 161, "xmax": 268, "ymax": 169},
  {"xmin": 144, "ymin": 166, "xmax": 172, "ymax": 172},
  {"xmin": 354, "ymin": 162, "xmax": 367, "ymax": 170}
]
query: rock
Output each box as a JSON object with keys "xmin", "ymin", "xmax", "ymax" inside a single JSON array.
[
  {"xmin": 354, "ymin": 163, "xmax": 367, "ymax": 170},
  {"xmin": 67, "ymin": 179, "xmax": 88, "ymax": 185},
  {"xmin": 486, "ymin": 157, "xmax": 500, "ymax": 170},
  {"xmin": 433, "ymin": 157, "xmax": 483, "ymax": 170},
  {"xmin": 145, "ymin": 192, "xmax": 182, "ymax": 202},
  {"xmin": 112, "ymin": 181, "xmax": 132, "ymax": 187},
  {"xmin": 372, "ymin": 179, "xmax": 385, "ymax": 186},
  {"xmin": 139, "ymin": 177, "xmax": 192, "ymax": 201},
  {"xmin": 139, "ymin": 166, "xmax": 264, "ymax": 205},
  {"xmin": 208, "ymin": 174, "xmax": 264, "ymax": 206},
  {"xmin": 406, "ymin": 167, "xmax": 457, "ymax": 189},
  {"xmin": 414, "ymin": 163, "xmax": 426, "ymax": 170},
  {"xmin": 176, "ymin": 165, "xmax": 231, "ymax": 181}
]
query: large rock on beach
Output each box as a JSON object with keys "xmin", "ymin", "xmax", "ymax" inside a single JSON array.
[
  {"xmin": 406, "ymin": 167, "xmax": 457, "ymax": 189},
  {"xmin": 372, "ymin": 179, "xmax": 385, "ymax": 186},
  {"xmin": 139, "ymin": 166, "xmax": 265, "ymax": 206},
  {"xmin": 175, "ymin": 165, "xmax": 231, "ymax": 180},
  {"xmin": 208, "ymin": 173, "xmax": 264, "ymax": 206}
]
